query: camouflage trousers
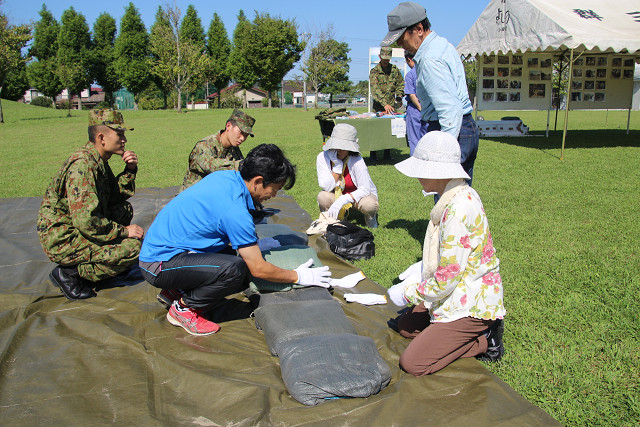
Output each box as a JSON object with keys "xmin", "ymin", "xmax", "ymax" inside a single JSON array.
[{"xmin": 47, "ymin": 202, "xmax": 141, "ymax": 282}]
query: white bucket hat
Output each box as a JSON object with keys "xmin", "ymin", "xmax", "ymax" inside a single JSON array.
[
  {"xmin": 395, "ymin": 131, "xmax": 470, "ymax": 180},
  {"xmin": 323, "ymin": 123, "xmax": 360, "ymax": 153}
]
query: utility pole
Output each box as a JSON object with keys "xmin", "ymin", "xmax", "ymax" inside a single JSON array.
[{"xmin": 301, "ymin": 32, "xmax": 311, "ymax": 111}]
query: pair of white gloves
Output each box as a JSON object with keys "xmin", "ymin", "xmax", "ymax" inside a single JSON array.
[
  {"xmin": 387, "ymin": 261, "xmax": 422, "ymax": 307},
  {"xmin": 325, "ymin": 151, "xmax": 352, "ymax": 219},
  {"xmin": 294, "ymin": 258, "xmax": 331, "ymax": 288}
]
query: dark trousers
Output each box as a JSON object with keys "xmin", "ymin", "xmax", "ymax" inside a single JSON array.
[
  {"xmin": 140, "ymin": 251, "xmax": 249, "ymax": 310},
  {"xmin": 397, "ymin": 303, "xmax": 493, "ymax": 376}
]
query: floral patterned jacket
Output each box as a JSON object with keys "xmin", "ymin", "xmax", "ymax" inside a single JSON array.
[{"xmin": 404, "ymin": 186, "xmax": 506, "ymax": 323}]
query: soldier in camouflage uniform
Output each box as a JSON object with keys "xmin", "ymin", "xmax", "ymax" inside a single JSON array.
[
  {"xmin": 180, "ymin": 109, "xmax": 255, "ymax": 192},
  {"xmin": 369, "ymin": 46, "xmax": 405, "ymax": 114},
  {"xmin": 37, "ymin": 109, "xmax": 144, "ymax": 300}
]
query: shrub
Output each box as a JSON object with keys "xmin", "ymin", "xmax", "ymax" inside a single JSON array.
[
  {"xmin": 30, "ymin": 96, "xmax": 53, "ymax": 108},
  {"xmin": 138, "ymin": 95, "xmax": 165, "ymax": 110},
  {"xmin": 57, "ymin": 99, "xmax": 71, "ymax": 110},
  {"xmin": 220, "ymin": 91, "xmax": 243, "ymax": 109}
]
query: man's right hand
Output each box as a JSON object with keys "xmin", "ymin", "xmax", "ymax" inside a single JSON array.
[
  {"xmin": 294, "ymin": 258, "xmax": 331, "ymax": 287},
  {"xmin": 384, "ymin": 104, "xmax": 395, "ymax": 114},
  {"xmin": 126, "ymin": 224, "xmax": 144, "ymax": 239}
]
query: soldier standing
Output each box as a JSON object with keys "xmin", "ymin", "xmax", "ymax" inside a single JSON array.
[
  {"xmin": 180, "ymin": 109, "xmax": 255, "ymax": 192},
  {"xmin": 369, "ymin": 46, "xmax": 405, "ymax": 160},
  {"xmin": 37, "ymin": 109, "xmax": 144, "ymax": 300}
]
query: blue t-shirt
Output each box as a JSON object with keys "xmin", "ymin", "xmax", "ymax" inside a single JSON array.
[{"xmin": 139, "ymin": 170, "xmax": 257, "ymax": 262}]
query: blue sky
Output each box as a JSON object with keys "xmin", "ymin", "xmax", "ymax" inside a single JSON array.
[{"xmin": 2, "ymin": 0, "xmax": 488, "ymax": 82}]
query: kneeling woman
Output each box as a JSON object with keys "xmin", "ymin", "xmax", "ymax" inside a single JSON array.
[
  {"xmin": 389, "ymin": 131, "xmax": 506, "ymax": 375},
  {"xmin": 316, "ymin": 123, "xmax": 379, "ymax": 228}
]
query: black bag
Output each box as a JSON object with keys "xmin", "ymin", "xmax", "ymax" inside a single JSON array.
[{"xmin": 325, "ymin": 221, "xmax": 375, "ymax": 260}]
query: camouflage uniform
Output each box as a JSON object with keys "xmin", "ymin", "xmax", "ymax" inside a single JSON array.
[
  {"xmin": 180, "ymin": 109, "xmax": 255, "ymax": 192},
  {"xmin": 37, "ymin": 117, "xmax": 141, "ymax": 282},
  {"xmin": 369, "ymin": 62, "xmax": 405, "ymax": 112}
]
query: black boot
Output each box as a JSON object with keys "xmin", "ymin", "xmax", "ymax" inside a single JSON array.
[
  {"xmin": 50, "ymin": 266, "xmax": 97, "ymax": 300},
  {"xmin": 477, "ymin": 319, "xmax": 504, "ymax": 362}
]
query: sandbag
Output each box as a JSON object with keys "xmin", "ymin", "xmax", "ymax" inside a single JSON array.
[
  {"xmin": 279, "ymin": 333, "xmax": 392, "ymax": 406},
  {"xmin": 255, "ymin": 223, "xmax": 308, "ymax": 246},
  {"xmin": 249, "ymin": 245, "xmax": 321, "ymax": 293},
  {"xmin": 256, "ymin": 286, "xmax": 334, "ymax": 306},
  {"xmin": 326, "ymin": 220, "xmax": 375, "ymax": 260},
  {"xmin": 254, "ymin": 299, "xmax": 357, "ymax": 356}
]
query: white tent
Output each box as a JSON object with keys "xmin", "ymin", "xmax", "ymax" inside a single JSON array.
[{"xmin": 457, "ymin": 0, "xmax": 640, "ymax": 157}]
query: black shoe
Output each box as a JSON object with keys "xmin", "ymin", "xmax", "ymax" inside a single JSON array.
[
  {"xmin": 477, "ymin": 319, "xmax": 504, "ymax": 362},
  {"xmin": 50, "ymin": 266, "xmax": 97, "ymax": 300}
]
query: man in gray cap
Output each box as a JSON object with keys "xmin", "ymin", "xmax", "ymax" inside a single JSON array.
[
  {"xmin": 180, "ymin": 109, "xmax": 256, "ymax": 191},
  {"xmin": 382, "ymin": 2, "xmax": 479, "ymax": 186}
]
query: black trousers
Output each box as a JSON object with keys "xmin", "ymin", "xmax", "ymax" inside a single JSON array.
[{"xmin": 140, "ymin": 251, "xmax": 249, "ymax": 310}]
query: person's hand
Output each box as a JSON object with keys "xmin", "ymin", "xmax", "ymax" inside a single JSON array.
[
  {"xmin": 388, "ymin": 283, "xmax": 409, "ymax": 307},
  {"xmin": 326, "ymin": 194, "xmax": 352, "ymax": 219},
  {"xmin": 326, "ymin": 149, "xmax": 339, "ymax": 163},
  {"xmin": 126, "ymin": 224, "xmax": 144, "ymax": 239},
  {"xmin": 294, "ymin": 258, "xmax": 331, "ymax": 287},
  {"xmin": 384, "ymin": 104, "xmax": 395, "ymax": 114},
  {"xmin": 331, "ymin": 159, "xmax": 344, "ymax": 174},
  {"xmin": 122, "ymin": 150, "xmax": 138, "ymax": 170},
  {"xmin": 399, "ymin": 261, "xmax": 422, "ymax": 281}
]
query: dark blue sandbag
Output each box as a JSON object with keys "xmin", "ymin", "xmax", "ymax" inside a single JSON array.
[
  {"xmin": 278, "ymin": 333, "xmax": 391, "ymax": 406},
  {"xmin": 254, "ymin": 299, "xmax": 357, "ymax": 356},
  {"xmin": 257, "ymin": 286, "xmax": 334, "ymax": 307},
  {"xmin": 255, "ymin": 223, "xmax": 308, "ymax": 246},
  {"xmin": 249, "ymin": 245, "xmax": 321, "ymax": 293}
]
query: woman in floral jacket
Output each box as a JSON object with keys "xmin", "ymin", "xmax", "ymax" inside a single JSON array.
[{"xmin": 388, "ymin": 131, "xmax": 506, "ymax": 375}]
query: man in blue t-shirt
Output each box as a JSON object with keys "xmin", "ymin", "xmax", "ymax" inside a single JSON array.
[{"xmin": 140, "ymin": 144, "xmax": 331, "ymax": 336}]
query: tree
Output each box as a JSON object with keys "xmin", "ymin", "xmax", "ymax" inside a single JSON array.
[
  {"xmin": 149, "ymin": 4, "xmax": 209, "ymax": 113},
  {"xmin": 0, "ymin": 11, "xmax": 31, "ymax": 123},
  {"xmin": 57, "ymin": 7, "xmax": 92, "ymax": 115},
  {"xmin": 462, "ymin": 57, "xmax": 477, "ymax": 107},
  {"xmin": 179, "ymin": 4, "xmax": 206, "ymax": 108},
  {"xmin": 205, "ymin": 12, "xmax": 230, "ymax": 109},
  {"xmin": 149, "ymin": 6, "xmax": 172, "ymax": 109},
  {"xmin": 251, "ymin": 12, "xmax": 303, "ymax": 108},
  {"xmin": 114, "ymin": 2, "xmax": 149, "ymax": 110},
  {"xmin": 26, "ymin": 5, "xmax": 62, "ymax": 108},
  {"xmin": 228, "ymin": 10, "xmax": 257, "ymax": 108},
  {"xmin": 91, "ymin": 13, "xmax": 120, "ymax": 107},
  {"xmin": 351, "ymin": 80, "xmax": 368, "ymax": 96},
  {"xmin": 1, "ymin": 61, "xmax": 29, "ymax": 100},
  {"xmin": 303, "ymin": 28, "xmax": 351, "ymax": 108}
]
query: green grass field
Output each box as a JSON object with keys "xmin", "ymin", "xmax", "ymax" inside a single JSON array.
[{"xmin": 1, "ymin": 101, "xmax": 639, "ymax": 425}]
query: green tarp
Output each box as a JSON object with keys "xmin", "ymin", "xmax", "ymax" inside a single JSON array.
[{"xmin": 0, "ymin": 187, "xmax": 558, "ymax": 426}]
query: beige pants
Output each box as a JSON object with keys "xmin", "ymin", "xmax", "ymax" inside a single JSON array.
[{"xmin": 317, "ymin": 191, "xmax": 379, "ymax": 218}]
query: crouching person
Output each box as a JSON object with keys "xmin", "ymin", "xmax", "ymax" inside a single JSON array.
[
  {"xmin": 37, "ymin": 109, "xmax": 144, "ymax": 300},
  {"xmin": 139, "ymin": 144, "xmax": 331, "ymax": 336},
  {"xmin": 388, "ymin": 131, "xmax": 506, "ymax": 375}
]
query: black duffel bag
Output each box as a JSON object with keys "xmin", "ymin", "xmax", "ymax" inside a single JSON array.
[{"xmin": 325, "ymin": 221, "xmax": 375, "ymax": 260}]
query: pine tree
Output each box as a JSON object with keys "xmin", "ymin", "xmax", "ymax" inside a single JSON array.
[
  {"xmin": 205, "ymin": 12, "xmax": 231, "ymax": 109},
  {"xmin": 91, "ymin": 13, "xmax": 120, "ymax": 107},
  {"xmin": 114, "ymin": 2, "xmax": 149, "ymax": 110},
  {"xmin": 26, "ymin": 5, "xmax": 62, "ymax": 108}
]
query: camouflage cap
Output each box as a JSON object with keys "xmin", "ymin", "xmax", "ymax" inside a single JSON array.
[
  {"xmin": 380, "ymin": 46, "xmax": 393, "ymax": 60},
  {"xmin": 228, "ymin": 109, "xmax": 255, "ymax": 137},
  {"xmin": 88, "ymin": 108, "xmax": 133, "ymax": 131}
]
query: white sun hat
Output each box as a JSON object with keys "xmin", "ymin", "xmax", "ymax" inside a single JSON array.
[
  {"xmin": 395, "ymin": 131, "xmax": 470, "ymax": 180},
  {"xmin": 323, "ymin": 123, "xmax": 360, "ymax": 153}
]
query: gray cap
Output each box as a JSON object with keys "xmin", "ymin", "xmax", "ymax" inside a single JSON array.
[{"xmin": 381, "ymin": 2, "xmax": 427, "ymax": 47}]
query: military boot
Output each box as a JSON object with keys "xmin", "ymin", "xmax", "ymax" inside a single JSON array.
[{"xmin": 50, "ymin": 265, "xmax": 97, "ymax": 300}]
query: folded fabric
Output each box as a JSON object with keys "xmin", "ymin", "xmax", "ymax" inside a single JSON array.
[
  {"xmin": 330, "ymin": 271, "xmax": 366, "ymax": 289},
  {"xmin": 306, "ymin": 212, "xmax": 339, "ymax": 235},
  {"xmin": 344, "ymin": 293, "xmax": 387, "ymax": 306}
]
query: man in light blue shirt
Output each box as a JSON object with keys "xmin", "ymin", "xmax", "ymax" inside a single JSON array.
[{"xmin": 382, "ymin": 2, "xmax": 479, "ymax": 185}]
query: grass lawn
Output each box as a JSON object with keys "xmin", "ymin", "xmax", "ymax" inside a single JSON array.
[{"xmin": 1, "ymin": 101, "xmax": 639, "ymax": 425}]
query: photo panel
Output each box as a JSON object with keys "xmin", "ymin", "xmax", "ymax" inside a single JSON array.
[
  {"xmin": 585, "ymin": 81, "xmax": 595, "ymax": 90},
  {"xmin": 512, "ymin": 55, "xmax": 523, "ymax": 65},
  {"xmin": 497, "ymin": 79, "xmax": 509, "ymax": 89},
  {"xmin": 483, "ymin": 79, "xmax": 495, "ymax": 89},
  {"xmin": 496, "ymin": 92, "xmax": 508, "ymax": 102},
  {"xmin": 586, "ymin": 56, "xmax": 596, "ymax": 66},
  {"xmin": 483, "ymin": 92, "xmax": 494, "ymax": 102},
  {"xmin": 509, "ymin": 92, "xmax": 521, "ymax": 102},
  {"xmin": 510, "ymin": 80, "xmax": 522, "ymax": 89},
  {"xmin": 529, "ymin": 83, "xmax": 545, "ymax": 98},
  {"xmin": 498, "ymin": 55, "xmax": 510, "ymax": 65},
  {"xmin": 483, "ymin": 67, "xmax": 495, "ymax": 77},
  {"xmin": 511, "ymin": 67, "xmax": 522, "ymax": 77},
  {"xmin": 583, "ymin": 93, "xmax": 594, "ymax": 102},
  {"xmin": 497, "ymin": 67, "xmax": 509, "ymax": 77}
]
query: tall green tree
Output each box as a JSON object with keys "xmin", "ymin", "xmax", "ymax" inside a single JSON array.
[
  {"xmin": 26, "ymin": 5, "xmax": 62, "ymax": 108},
  {"xmin": 179, "ymin": 4, "xmax": 205, "ymax": 108},
  {"xmin": 303, "ymin": 29, "xmax": 351, "ymax": 108},
  {"xmin": 114, "ymin": 2, "xmax": 149, "ymax": 110},
  {"xmin": 462, "ymin": 57, "xmax": 477, "ymax": 108},
  {"xmin": 251, "ymin": 12, "xmax": 303, "ymax": 108},
  {"xmin": 205, "ymin": 12, "xmax": 230, "ymax": 109},
  {"xmin": 91, "ymin": 13, "xmax": 120, "ymax": 107},
  {"xmin": 1, "ymin": 63, "xmax": 29, "ymax": 101},
  {"xmin": 57, "ymin": 7, "xmax": 92, "ymax": 115},
  {"xmin": 0, "ymin": 10, "xmax": 31, "ymax": 122},
  {"xmin": 228, "ymin": 10, "xmax": 257, "ymax": 108},
  {"xmin": 149, "ymin": 6, "xmax": 172, "ymax": 109},
  {"xmin": 149, "ymin": 4, "xmax": 209, "ymax": 113}
]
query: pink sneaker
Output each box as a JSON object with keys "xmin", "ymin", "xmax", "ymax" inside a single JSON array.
[{"xmin": 167, "ymin": 301, "xmax": 220, "ymax": 336}]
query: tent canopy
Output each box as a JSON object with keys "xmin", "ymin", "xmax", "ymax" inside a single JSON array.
[{"xmin": 457, "ymin": 0, "xmax": 640, "ymax": 56}]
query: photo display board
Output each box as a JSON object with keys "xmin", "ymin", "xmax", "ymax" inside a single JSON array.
[{"xmin": 476, "ymin": 53, "xmax": 635, "ymax": 110}]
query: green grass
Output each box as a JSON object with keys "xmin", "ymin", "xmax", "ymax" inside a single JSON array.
[{"xmin": 1, "ymin": 101, "xmax": 639, "ymax": 425}]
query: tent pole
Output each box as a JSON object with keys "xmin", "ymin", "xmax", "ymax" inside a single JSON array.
[
  {"xmin": 546, "ymin": 91, "xmax": 551, "ymax": 138},
  {"xmin": 627, "ymin": 107, "xmax": 631, "ymax": 135},
  {"xmin": 561, "ymin": 49, "xmax": 574, "ymax": 160}
]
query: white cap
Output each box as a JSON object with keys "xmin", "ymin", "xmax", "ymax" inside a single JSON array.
[{"xmin": 395, "ymin": 131, "xmax": 470, "ymax": 180}]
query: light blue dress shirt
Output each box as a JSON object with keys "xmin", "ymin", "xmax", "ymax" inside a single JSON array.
[{"xmin": 414, "ymin": 31, "xmax": 472, "ymax": 137}]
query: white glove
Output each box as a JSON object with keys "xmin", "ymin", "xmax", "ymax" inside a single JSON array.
[
  {"xmin": 257, "ymin": 237, "xmax": 281, "ymax": 251},
  {"xmin": 399, "ymin": 261, "xmax": 422, "ymax": 281},
  {"xmin": 331, "ymin": 159, "xmax": 344, "ymax": 174},
  {"xmin": 344, "ymin": 293, "xmax": 387, "ymax": 305},
  {"xmin": 327, "ymin": 194, "xmax": 352, "ymax": 219},
  {"xmin": 294, "ymin": 258, "xmax": 331, "ymax": 288},
  {"xmin": 327, "ymin": 149, "xmax": 339, "ymax": 163},
  {"xmin": 388, "ymin": 283, "xmax": 409, "ymax": 307}
]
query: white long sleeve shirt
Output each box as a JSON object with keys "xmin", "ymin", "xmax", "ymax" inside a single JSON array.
[{"xmin": 316, "ymin": 151, "xmax": 378, "ymax": 203}]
